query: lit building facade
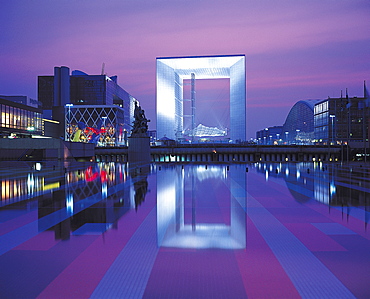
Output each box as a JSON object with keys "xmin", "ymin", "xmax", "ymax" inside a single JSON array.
[
  {"xmin": 282, "ymin": 100, "xmax": 320, "ymax": 144},
  {"xmin": 314, "ymin": 86, "xmax": 370, "ymax": 146},
  {"xmin": 256, "ymin": 126, "xmax": 282, "ymax": 145},
  {"xmin": 0, "ymin": 97, "xmax": 43, "ymax": 138},
  {"xmin": 38, "ymin": 67, "xmax": 138, "ymax": 146},
  {"xmin": 65, "ymin": 105, "xmax": 127, "ymax": 147},
  {"xmin": 156, "ymin": 55, "xmax": 246, "ymax": 142}
]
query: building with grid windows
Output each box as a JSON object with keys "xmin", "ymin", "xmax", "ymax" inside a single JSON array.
[
  {"xmin": 38, "ymin": 67, "xmax": 138, "ymax": 146},
  {"xmin": 281, "ymin": 100, "xmax": 320, "ymax": 145},
  {"xmin": 314, "ymin": 84, "xmax": 370, "ymax": 147},
  {"xmin": 156, "ymin": 55, "xmax": 246, "ymax": 142},
  {"xmin": 0, "ymin": 97, "xmax": 43, "ymax": 138}
]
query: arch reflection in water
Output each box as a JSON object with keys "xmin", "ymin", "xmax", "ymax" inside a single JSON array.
[{"xmin": 157, "ymin": 164, "xmax": 246, "ymax": 249}]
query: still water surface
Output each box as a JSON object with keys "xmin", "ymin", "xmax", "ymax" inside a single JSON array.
[{"xmin": 0, "ymin": 161, "xmax": 369, "ymax": 298}]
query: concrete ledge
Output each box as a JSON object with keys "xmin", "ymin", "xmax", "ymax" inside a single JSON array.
[{"xmin": 0, "ymin": 138, "xmax": 95, "ymax": 161}]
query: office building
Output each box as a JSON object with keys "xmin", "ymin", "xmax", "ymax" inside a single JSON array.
[
  {"xmin": 256, "ymin": 99, "xmax": 319, "ymax": 145},
  {"xmin": 314, "ymin": 83, "xmax": 370, "ymax": 146},
  {"xmin": 156, "ymin": 55, "xmax": 246, "ymax": 142},
  {"xmin": 0, "ymin": 97, "xmax": 43, "ymax": 138},
  {"xmin": 0, "ymin": 95, "xmax": 40, "ymax": 108},
  {"xmin": 281, "ymin": 99, "xmax": 320, "ymax": 144},
  {"xmin": 256, "ymin": 126, "xmax": 282, "ymax": 145},
  {"xmin": 38, "ymin": 67, "xmax": 138, "ymax": 146}
]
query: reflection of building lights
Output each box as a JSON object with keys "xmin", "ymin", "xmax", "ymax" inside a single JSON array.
[
  {"xmin": 27, "ymin": 174, "xmax": 35, "ymax": 193},
  {"xmin": 330, "ymin": 182, "xmax": 336, "ymax": 196},
  {"xmin": 100, "ymin": 170, "xmax": 107, "ymax": 183},
  {"xmin": 102, "ymin": 183, "xmax": 108, "ymax": 198},
  {"xmin": 43, "ymin": 182, "xmax": 60, "ymax": 191},
  {"xmin": 66, "ymin": 193, "xmax": 74, "ymax": 215}
]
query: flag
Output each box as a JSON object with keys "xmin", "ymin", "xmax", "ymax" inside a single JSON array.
[
  {"xmin": 346, "ymin": 88, "xmax": 351, "ymax": 108},
  {"xmin": 364, "ymin": 81, "xmax": 370, "ymax": 107}
]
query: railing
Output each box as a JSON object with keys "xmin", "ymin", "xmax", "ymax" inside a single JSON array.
[{"xmin": 95, "ymin": 145, "xmax": 344, "ymax": 163}]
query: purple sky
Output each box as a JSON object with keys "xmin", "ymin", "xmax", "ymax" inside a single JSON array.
[{"xmin": 1, "ymin": 0, "xmax": 369, "ymax": 139}]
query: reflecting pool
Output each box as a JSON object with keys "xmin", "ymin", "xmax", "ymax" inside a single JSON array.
[{"xmin": 0, "ymin": 161, "xmax": 369, "ymax": 298}]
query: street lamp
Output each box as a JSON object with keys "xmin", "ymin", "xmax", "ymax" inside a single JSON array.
[
  {"xmin": 329, "ymin": 115, "xmax": 335, "ymax": 145},
  {"xmin": 65, "ymin": 104, "xmax": 73, "ymax": 141},
  {"xmin": 285, "ymin": 131, "xmax": 289, "ymax": 145},
  {"xmin": 102, "ymin": 116, "xmax": 107, "ymax": 146}
]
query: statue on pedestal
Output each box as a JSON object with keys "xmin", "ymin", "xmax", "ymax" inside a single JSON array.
[{"xmin": 131, "ymin": 102, "xmax": 150, "ymax": 136}]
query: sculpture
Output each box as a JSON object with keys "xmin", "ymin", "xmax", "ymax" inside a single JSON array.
[{"xmin": 131, "ymin": 102, "xmax": 150, "ymax": 136}]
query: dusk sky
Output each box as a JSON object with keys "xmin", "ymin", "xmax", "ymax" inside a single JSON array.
[{"xmin": 1, "ymin": 0, "xmax": 369, "ymax": 139}]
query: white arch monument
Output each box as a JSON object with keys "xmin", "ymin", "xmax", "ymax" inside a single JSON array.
[{"xmin": 156, "ymin": 55, "xmax": 246, "ymax": 142}]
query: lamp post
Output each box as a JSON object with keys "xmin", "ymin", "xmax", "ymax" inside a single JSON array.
[
  {"xmin": 102, "ymin": 116, "xmax": 107, "ymax": 146},
  {"xmin": 330, "ymin": 115, "xmax": 335, "ymax": 145},
  {"xmin": 65, "ymin": 104, "xmax": 73, "ymax": 141},
  {"xmin": 285, "ymin": 131, "xmax": 289, "ymax": 145}
]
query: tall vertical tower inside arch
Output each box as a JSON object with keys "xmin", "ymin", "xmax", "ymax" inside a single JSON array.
[{"xmin": 156, "ymin": 55, "xmax": 246, "ymax": 142}]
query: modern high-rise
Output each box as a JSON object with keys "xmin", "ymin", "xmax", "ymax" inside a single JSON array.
[{"xmin": 156, "ymin": 55, "xmax": 246, "ymax": 142}]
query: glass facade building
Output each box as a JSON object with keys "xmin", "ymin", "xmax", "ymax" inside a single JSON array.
[
  {"xmin": 314, "ymin": 92, "xmax": 370, "ymax": 145},
  {"xmin": 39, "ymin": 70, "xmax": 136, "ymax": 127},
  {"xmin": 38, "ymin": 68, "xmax": 137, "ymax": 145},
  {"xmin": 281, "ymin": 100, "xmax": 320, "ymax": 144},
  {"xmin": 0, "ymin": 97, "xmax": 43, "ymax": 137},
  {"xmin": 156, "ymin": 55, "xmax": 246, "ymax": 142}
]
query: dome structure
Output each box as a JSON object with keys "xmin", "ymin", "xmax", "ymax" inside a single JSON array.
[{"xmin": 281, "ymin": 99, "xmax": 321, "ymax": 144}]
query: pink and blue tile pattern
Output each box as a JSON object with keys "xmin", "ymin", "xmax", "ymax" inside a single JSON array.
[{"xmin": 0, "ymin": 162, "xmax": 369, "ymax": 298}]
